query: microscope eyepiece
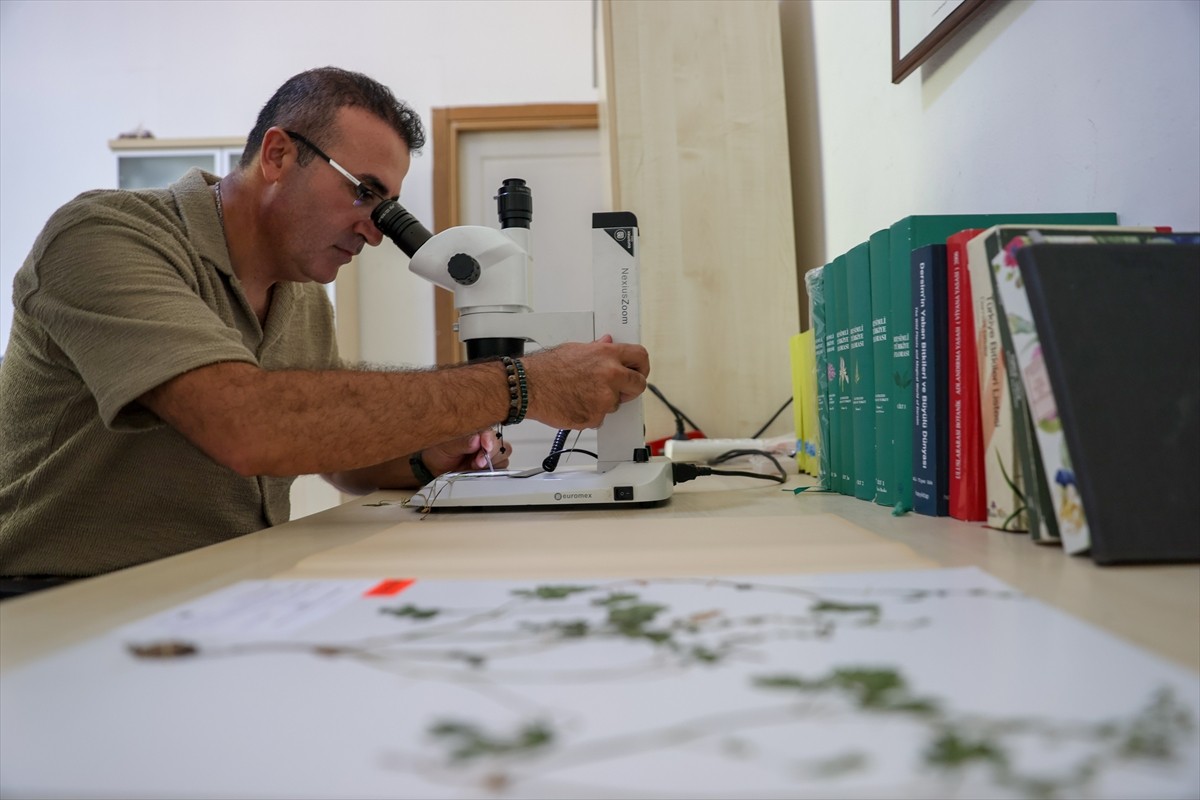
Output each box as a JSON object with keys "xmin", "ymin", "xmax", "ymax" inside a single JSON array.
[
  {"xmin": 494, "ymin": 178, "xmax": 532, "ymax": 230},
  {"xmin": 372, "ymin": 199, "xmax": 433, "ymax": 257}
]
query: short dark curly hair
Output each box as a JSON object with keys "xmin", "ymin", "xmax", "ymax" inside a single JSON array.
[{"xmin": 239, "ymin": 66, "xmax": 425, "ymax": 170}]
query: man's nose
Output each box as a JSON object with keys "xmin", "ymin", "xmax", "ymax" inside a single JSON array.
[{"xmin": 356, "ymin": 217, "xmax": 384, "ymax": 248}]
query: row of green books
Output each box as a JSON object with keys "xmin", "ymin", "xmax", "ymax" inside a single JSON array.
[
  {"xmin": 794, "ymin": 213, "xmax": 1118, "ymax": 507},
  {"xmin": 791, "ymin": 213, "xmax": 1200, "ymax": 563}
]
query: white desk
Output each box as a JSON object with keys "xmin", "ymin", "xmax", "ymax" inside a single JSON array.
[
  {"xmin": 4, "ymin": 475, "xmax": 1199, "ymax": 800},
  {"xmin": 3, "ymin": 475, "xmax": 1197, "ymax": 673}
]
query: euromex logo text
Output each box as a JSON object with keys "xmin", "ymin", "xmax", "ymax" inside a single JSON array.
[{"xmin": 554, "ymin": 492, "xmax": 595, "ymax": 501}]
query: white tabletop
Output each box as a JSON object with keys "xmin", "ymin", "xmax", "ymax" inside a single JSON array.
[{"xmin": 3, "ymin": 475, "xmax": 1198, "ymax": 673}]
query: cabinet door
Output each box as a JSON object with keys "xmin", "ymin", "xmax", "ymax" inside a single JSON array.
[
  {"xmin": 115, "ymin": 146, "xmax": 244, "ymax": 189},
  {"xmin": 224, "ymin": 147, "xmax": 244, "ymax": 174},
  {"xmin": 117, "ymin": 150, "xmax": 219, "ymax": 189}
]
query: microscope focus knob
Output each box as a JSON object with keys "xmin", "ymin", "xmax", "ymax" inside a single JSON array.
[{"xmin": 447, "ymin": 253, "xmax": 481, "ymax": 285}]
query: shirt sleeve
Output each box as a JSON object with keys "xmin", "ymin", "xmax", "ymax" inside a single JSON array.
[{"xmin": 16, "ymin": 202, "xmax": 256, "ymax": 431}]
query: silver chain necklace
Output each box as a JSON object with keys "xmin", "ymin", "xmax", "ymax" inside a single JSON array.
[{"xmin": 213, "ymin": 180, "xmax": 225, "ymax": 228}]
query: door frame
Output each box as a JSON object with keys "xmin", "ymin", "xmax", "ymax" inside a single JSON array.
[{"xmin": 431, "ymin": 103, "xmax": 599, "ymax": 365}]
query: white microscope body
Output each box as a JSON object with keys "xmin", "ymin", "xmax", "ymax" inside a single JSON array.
[{"xmin": 371, "ymin": 179, "xmax": 673, "ymax": 509}]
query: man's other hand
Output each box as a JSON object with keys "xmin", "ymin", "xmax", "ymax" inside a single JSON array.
[{"xmin": 422, "ymin": 428, "xmax": 510, "ymax": 475}]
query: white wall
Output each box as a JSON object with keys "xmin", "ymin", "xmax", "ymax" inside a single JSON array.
[
  {"xmin": 0, "ymin": 0, "xmax": 597, "ymax": 359},
  {"xmin": 800, "ymin": 0, "xmax": 1200, "ymax": 264},
  {"xmin": 7, "ymin": 0, "xmax": 1198, "ymax": 362}
]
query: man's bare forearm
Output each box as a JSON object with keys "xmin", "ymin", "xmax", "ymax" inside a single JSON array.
[
  {"xmin": 143, "ymin": 360, "xmax": 508, "ymax": 477},
  {"xmin": 141, "ymin": 338, "xmax": 649, "ymax": 480}
]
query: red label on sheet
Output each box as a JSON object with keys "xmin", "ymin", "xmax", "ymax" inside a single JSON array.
[{"xmin": 364, "ymin": 579, "xmax": 416, "ymax": 597}]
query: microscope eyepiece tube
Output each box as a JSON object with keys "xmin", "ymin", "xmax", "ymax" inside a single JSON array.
[
  {"xmin": 494, "ymin": 178, "xmax": 532, "ymax": 230},
  {"xmin": 371, "ymin": 200, "xmax": 433, "ymax": 257}
]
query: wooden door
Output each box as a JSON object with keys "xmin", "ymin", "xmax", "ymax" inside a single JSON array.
[
  {"xmin": 433, "ymin": 104, "xmax": 604, "ymax": 470},
  {"xmin": 431, "ymin": 104, "xmax": 600, "ymax": 364}
]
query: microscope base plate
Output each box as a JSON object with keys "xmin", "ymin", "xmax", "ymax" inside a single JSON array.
[{"xmin": 410, "ymin": 458, "xmax": 674, "ymax": 510}]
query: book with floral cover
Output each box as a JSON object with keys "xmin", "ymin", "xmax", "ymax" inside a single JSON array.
[
  {"xmin": 981, "ymin": 226, "xmax": 1168, "ymax": 551},
  {"xmin": 1014, "ymin": 237, "xmax": 1200, "ymax": 564},
  {"xmin": 813, "ymin": 264, "xmax": 836, "ymax": 491}
]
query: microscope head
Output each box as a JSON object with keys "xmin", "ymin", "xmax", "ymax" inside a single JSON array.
[{"xmin": 371, "ymin": 183, "xmax": 534, "ymax": 361}]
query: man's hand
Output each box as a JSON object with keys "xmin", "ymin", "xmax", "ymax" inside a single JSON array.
[
  {"xmin": 522, "ymin": 335, "xmax": 650, "ymax": 430},
  {"xmin": 421, "ymin": 428, "xmax": 510, "ymax": 474},
  {"xmin": 323, "ymin": 430, "xmax": 511, "ymax": 494}
]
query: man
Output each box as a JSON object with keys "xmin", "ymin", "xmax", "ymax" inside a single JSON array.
[{"xmin": 0, "ymin": 67, "xmax": 649, "ymax": 581}]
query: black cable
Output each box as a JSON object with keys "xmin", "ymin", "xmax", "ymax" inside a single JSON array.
[
  {"xmin": 710, "ymin": 448, "xmax": 788, "ymax": 484},
  {"xmin": 543, "ymin": 429, "xmax": 570, "ymax": 472},
  {"xmin": 707, "ymin": 468, "xmax": 786, "ymax": 484},
  {"xmin": 541, "ymin": 447, "xmax": 599, "ymax": 472},
  {"xmin": 671, "ymin": 463, "xmax": 705, "ymax": 484},
  {"xmin": 670, "ymin": 461, "xmax": 786, "ymax": 486},
  {"xmin": 750, "ymin": 396, "xmax": 793, "ymax": 440},
  {"xmin": 647, "ymin": 383, "xmax": 704, "ymax": 439},
  {"xmin": 648, "ymin": 384, "xmax": 789, "ymax": 441}
]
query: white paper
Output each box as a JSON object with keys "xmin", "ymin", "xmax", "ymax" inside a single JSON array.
[
  {"xmin": 122, "ymin": 579, "xmax": 376, "ymax": 640},
  {"xmin": 2, "ymin": 568, "xmax": 1197, "ymax": 799}
]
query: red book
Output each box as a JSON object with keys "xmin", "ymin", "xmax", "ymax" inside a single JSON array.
[{"xmin": 946, "ymin": 228, "xmax": 987, "ymax": 521}]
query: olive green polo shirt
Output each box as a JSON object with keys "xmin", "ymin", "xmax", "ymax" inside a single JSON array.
[{"xmin": 0, "ymin": 169, "xmax": 340, "ymax": 577}]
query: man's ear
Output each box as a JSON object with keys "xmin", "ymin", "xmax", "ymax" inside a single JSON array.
[{"xmin": 259, "ymin": 127, "xmax": 293, "ymax": 182}]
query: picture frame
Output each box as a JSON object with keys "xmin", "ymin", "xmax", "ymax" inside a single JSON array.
[{"xmin": 892, "ymin": 0, "xmax": 991, "ymax": 84}]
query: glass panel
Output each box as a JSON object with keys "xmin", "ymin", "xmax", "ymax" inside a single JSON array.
[
  {"xmin": 118, "ymin": 154, "xmax": 216, "ymax": 189},
  {"xmin": 226, "ymin": 149, "xmax": 243, "ymax": 173}
]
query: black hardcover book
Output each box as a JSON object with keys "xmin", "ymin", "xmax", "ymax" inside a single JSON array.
[
  {"xmin": 911, "ymin": 244, "xmax": 949, "ymax": 516},
  {"xmin": 1016, "ymin": 242, "xmax": 1200, "ymax": 564}
]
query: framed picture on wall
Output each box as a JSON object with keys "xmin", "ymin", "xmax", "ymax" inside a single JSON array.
[{"xmin": 892, "ymin": 0, "xmax": 991, "ymax": 83}]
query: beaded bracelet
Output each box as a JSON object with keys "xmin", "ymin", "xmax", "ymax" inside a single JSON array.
[{"xmin": 500, "ymin": 356, "xmax": 529, "ymax": 425}]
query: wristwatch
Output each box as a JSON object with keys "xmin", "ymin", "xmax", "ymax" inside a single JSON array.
[{"xmin": 408, "ymin": 454, "xmax": 436, "ymax": 485}]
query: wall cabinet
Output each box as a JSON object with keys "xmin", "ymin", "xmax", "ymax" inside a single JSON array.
[{"xmin": 109, "ymin": 137, "xmax": 245, "ymax": 188}]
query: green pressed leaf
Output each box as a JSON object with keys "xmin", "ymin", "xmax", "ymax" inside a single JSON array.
[{"xmin": 512, "ymin": 585, "xmax": 593, "ymax": 600}]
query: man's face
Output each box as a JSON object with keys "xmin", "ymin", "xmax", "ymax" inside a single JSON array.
[{"xmin": 273, "ymin": 106, "xmax": 412, "ymax": 286}]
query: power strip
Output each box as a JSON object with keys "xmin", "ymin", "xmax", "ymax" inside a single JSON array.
[{"xmin": 662, "ymin": 438, "xmax": 766, "ymax": 463}]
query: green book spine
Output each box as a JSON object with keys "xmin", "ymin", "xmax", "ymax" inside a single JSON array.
[
  {"xmin": 822, "ymin": 262, "xmax": 840, "ymax": 494},
  {"xmin": 846, "ymin": 242, "xmax": 875, "ymax": 501},
  {"xmin": 868, "ymin": 229, "xmax": 893, "ymax": 507},
  {"xmin": 833, "ymin": 255, "xmax": 854, "ymax": 496},
  {"xmin": 806, "ymin": 266, "xmax": 831, "ymax": 490},
  {"xmin": 888, "ymin": 212, "xmax": 1119, "ymax": 513}
]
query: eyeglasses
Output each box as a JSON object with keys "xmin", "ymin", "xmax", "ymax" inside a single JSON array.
[{"xmin": 284, "ymin": 130, "xmax": 387, "ymax": 211}]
